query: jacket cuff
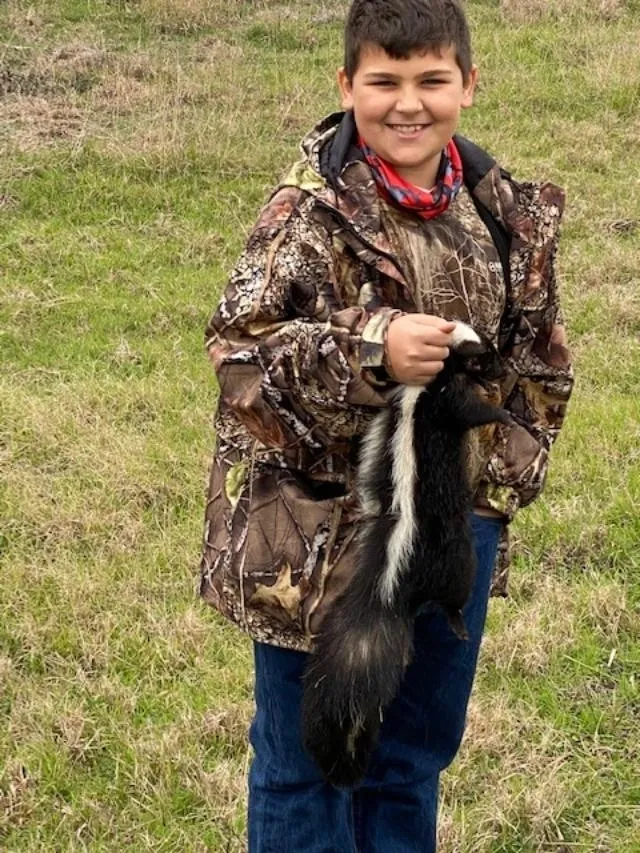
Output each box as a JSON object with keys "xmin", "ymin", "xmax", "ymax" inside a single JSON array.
[
  {"xmin": 359, "ymin": 307, "xmax": 404, "ymax": 371},
  {"xmin": 474, "ymin": 482, "xmax": 521, "ymax": 523}
]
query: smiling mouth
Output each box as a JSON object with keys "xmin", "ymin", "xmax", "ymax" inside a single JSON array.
[{"xmin": 386, "ymin": 123, "xmax": 430, "ymax": 134}]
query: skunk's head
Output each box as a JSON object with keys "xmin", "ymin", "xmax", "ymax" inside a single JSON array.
[{"xmin": 448, "ymin": 322, "xmax": 505, "ymax": 382}]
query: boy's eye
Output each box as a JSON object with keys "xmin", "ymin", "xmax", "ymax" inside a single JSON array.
[{"xmin": 367, "ymin": 78, "xmax": 448, "ymax": 88}]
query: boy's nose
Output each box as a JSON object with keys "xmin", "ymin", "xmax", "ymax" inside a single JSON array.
[{"xmin": 395, "ymin": 87, "xmax": 425, "ymax": 115}]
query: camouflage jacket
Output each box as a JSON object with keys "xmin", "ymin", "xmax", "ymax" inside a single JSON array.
[{"xmin": 200, "ymin": 112, "xmax": 573, "ymax": 651}]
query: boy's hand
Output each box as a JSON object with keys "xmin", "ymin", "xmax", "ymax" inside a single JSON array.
[{"xmin": 385, "ymin": 314, "xmax": 456, "ymax": 385}]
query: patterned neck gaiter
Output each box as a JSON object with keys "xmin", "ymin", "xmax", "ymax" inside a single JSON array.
[{"xmin": 358, "ymin": 135, "xmax": 463, "ymax": 220}]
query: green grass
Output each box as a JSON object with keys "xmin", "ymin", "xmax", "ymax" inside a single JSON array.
[{"xmin": 1, "ymin": 0, "xmax": 639, "ymax": 849}]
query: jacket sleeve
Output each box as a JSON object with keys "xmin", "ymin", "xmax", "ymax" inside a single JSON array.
[
  {"xmin": 475, "ymin": 183, "xmax": 574, "ymax": 521},
  {"xmin": 205, "ymin": 188, "xmax": 400, "ymax": 451}
]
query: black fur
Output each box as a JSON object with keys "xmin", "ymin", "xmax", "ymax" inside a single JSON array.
[{"xmin": 301, "ymin": 333, "xmax": 510, "ymax": 788}]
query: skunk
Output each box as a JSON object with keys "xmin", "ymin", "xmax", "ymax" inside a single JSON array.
[{"xmin": 301, "ymin": 322, "xmax": 511, "ymax": 788}]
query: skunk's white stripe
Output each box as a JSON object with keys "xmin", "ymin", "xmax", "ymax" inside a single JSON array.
[
  {"xmin": 378, "ymin": 386, "xmax": 422, "ymax": 606},
  {"xmin": 450, "ymin": 321, "xmax": 481, "ymax": 349},
  {"xmin": 373, "ymin": 322, "xmax": 482, "ymax": 606},
  {"xmin": 357, "ymin": 407, "xmax": 392, "ymax": 516}
]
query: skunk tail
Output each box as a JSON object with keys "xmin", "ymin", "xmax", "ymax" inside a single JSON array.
[{"xmin": 301, "ymin": 593, "xmax": 413, "ymax": 788}]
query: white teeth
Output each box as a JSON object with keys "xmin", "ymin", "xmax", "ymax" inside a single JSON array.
[{"xmin": 389, "ymin": 125, "xmax": 426, "ymax": 133}]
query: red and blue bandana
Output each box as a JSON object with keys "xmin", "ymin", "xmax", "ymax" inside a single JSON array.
[{"xmin": 358, "ymin": 135, "xmax": 463, "ymax": 220}]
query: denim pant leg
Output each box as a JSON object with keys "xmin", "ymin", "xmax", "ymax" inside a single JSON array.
[
  {"xmin": 352, "ymin": 514, "xmax": 503, "ymax": 853},
  {"xmin": 248, "ymin": 642, "xmax": 354, "ymax": 853}
]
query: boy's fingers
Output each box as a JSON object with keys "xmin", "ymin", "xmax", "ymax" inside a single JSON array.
[
  {"xmin": 426, "ymin": 330, "xmax": 453, "ymax": 347},
  {"xmin": 414, "ymin": 345, "xmax": 449, "ymax": 362},
  {"xmin": 413, "ymin": 329, "xmax": 453, "ymax": 348},
  {"xmin": 409, "ymin": 314, "xmax": 457, "ymax": 332}
]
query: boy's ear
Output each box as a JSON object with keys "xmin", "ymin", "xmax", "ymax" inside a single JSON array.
[
  {"xmin": 337, "ymin": 67, "xmax": 354, "ymax": 111},
  {"xmin": 461, "ymin": 64, "xmax": 479, "ymax": 109}
]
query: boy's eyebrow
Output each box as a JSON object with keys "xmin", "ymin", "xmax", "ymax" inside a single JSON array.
[{"xmin": 363, "ymin": 68, "xmax": 455, "ymax": 79}]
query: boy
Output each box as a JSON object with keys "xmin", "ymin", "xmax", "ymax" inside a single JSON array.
[{"xmin": 200, "ymin": 0, "xmax": 573, "ymax": 849}]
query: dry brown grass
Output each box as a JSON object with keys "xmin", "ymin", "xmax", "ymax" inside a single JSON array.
[
  {"xmin": 0, "ymin": 28, "xmax": 106, "ymax": 150},
  {"xmin": 436, "ymin": 565, "xmax": 636, "ymax": 850},
  {"xmin": 92, "ymin": 40, "xmax": 243, "ymax": 122},
  {"xmin": 500, "ymin": 0, "xmax": 625, "ymax": 25},
  {"xmin": 0, "ymin": 763, "xmax": 35, "ymax": 834},
  {"xmin": 252, "ymin": 1, "xmax": 345, "ymax": 26},
  {"xmin": 0, "ymin": 33, "xmax": 107, "ymax": 94},
  {"xmin": 138, "ymin": 0, "xmax": 345, "ymax": 32},
  {"xmin": 0, "ymin": 0, "xmax": 336, "ymax": 166},
  {"xmin": 2, "ymin": 3, "xmax": 47, "ymax": 43},
  {"xmin": 484, "ymin": 573, "xmax": 634, "ymax": 679},
  {"xmin": 439, "ymin": 694, "xmax": 576, "ymax": 851},
  {"xmin": 0, "ymin": 95, "xmax": 90, "ymax": 150},
  {"xmin": 139, "ymin": 0, "xmax": 249, "ymax": 34},
  {"xmin": 484, "ymin": 576, "xmax": 580, "ymax": 675},
  {"xmin": 0, "ymin": 32, "xmax": 258, "ymax": 160},
  {"xmin": 203, "ymin": 702, "xmax": 252, "ymax": 746},
  {"xmin": 194, "ymin": 760, "xmax": 248, "ymax": 852},
  {"xmin": 51, "ymin": 710, "xmax": 102, "ymax": 764}
]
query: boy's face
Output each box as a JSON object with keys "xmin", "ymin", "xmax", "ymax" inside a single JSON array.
[{"xmin": 338, "ymin": 43, "xmax": 477, "ymax": 189}]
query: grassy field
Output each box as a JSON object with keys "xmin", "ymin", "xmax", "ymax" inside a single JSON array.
[{"xmin": 1, "ymin": 0, "xmax": 639, "ymax": 850}]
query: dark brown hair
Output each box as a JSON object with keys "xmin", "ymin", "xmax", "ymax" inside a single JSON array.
[{"xmin": 344, "ymin": 0, "xmax": 472, "ymax": 81}]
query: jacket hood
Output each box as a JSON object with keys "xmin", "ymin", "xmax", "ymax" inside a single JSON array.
[{"xmin": 281, "ymin": 112, "xmax": 356, "ymax": 196}]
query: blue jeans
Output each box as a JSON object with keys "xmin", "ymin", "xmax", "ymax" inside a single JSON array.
[{"xmin": 248, "ymin": 514, "xmax": 503, "ymax": 853}]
